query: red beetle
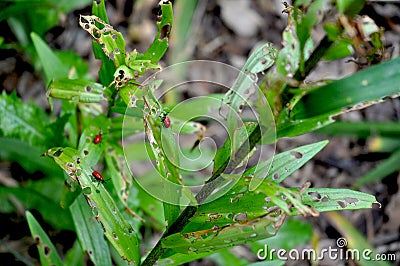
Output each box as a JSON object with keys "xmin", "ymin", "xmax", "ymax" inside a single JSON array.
[
  {"xmin": 163, "ymin": 115, "xmax": 171, "ymax": 128},
  {"xmin": 92, "ymin": 171, "xmax": 105, "ymax": 182},
  {"xmin": 93, "ymin": 131, "xmax": 103, "ymax": 144}
]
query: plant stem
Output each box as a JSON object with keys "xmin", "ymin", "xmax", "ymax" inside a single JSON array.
[
  {"xmin": 293, "ymin": 35, "xmax": 334, "ymax": 82},
  {"xmin": 142, "ymin": 124, "xmax": 262, "ymax": 265}
]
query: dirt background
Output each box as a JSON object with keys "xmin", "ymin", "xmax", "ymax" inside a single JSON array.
[{"xmin": 1, "ymin": 0, "xmax": 400, "ymax": 265}]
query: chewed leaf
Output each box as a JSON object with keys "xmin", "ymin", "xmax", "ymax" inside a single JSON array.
[
  {"xmin": 255, "ymin": 181, "xmax": 318, "ymax": 217},
  {"xmin": 276, "ymin": 11, "xmax": 313, "ymax": 77},
  {"xmin": 48, "ymin": 79, "xmax": 107, "ymax": 103},
  {"xmin": 44, "ymin": 147, "xmax": 140, "ymax": 264},
  {"xmin": 26, "ymin": 211, "xmax": 63, "ymax": 266},
  {"xmin": 141, "ymin": 0, "xmax": 173, "ymax": 63},
  {"xmin": 79, "ymin": 15, "xmax": 126, "ymax": 67},
  {"xmin": 70, "ymin": 196, "xmax": 112, "ymax": 266},
  {"xmin": 245, "ymin": 140, "xmax": 328, "ymax": 185},
  {"xmin": 162, "ymin": 210, "xmax": 284, "ymax": 254},
  {"xmin": 125, "ymin": 50, "xmax": 160, "ymax": 75},
  {"xmin": 300, "ymin": 188, "xmax": 380, "ymax": 213}
]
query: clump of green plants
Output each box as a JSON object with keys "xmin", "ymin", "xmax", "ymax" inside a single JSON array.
[{"xmin": 1, "ymin": 0, "xmax": 399, "ymax": 265}]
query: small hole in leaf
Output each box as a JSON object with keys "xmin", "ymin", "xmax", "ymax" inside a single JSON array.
[
  {"xmin": 159, "ymin": 24, "xmax": 171, "ymax": 39},
  {"xmin": 272, "ymin": 173, "xmax": 279, "ymax": 180},
  {"xmin": 88, "ymin": 249, "xmax": 93, "ymax": 255},
  {"xmin": 83, "ymin": 149, "xmax": 89, "ymax": 156},
  {"xmin": 34, "ymin": 236, "xmax": 40, "ymax": 243},
  {"xmin": 290, "ymin": 150, "xmax": 303, "ymax": 159},
  {"xmin": 53, "ymin": 149, "xmax": 63, "ymax": 157},
  {"xmin": 233, "ymin": 213, "xmax": 247, "ymax": 222},
  {"xmin": 307, "ymin": 191, "xmax": 321, "ymax": 199},
  {"xmin": 321, "ymin": 196, "xmax": 329, "ymax": 202},
  {"xmin": 43, "ymin": 246, "xmax": 51, "ymax": 256},
  {"xmin": 114, "ymin": 48, "xmax": 120, "ymax": 54},
  {"xmin": 344, "ymin": 197, "xmax": 359, "ymax": 204},
  {"xmin": 86, "ymin": 86, "xmax": 92, "ymax": 92},
  {"xmin": 109, "ymin": 52, "xmax": 114, "ymax": 60},
  {"xmin": 337, "ymin": 201, "xmax": 346, "ymax": 208},
  {"xmin": 80, "ymin": 17, "xmax": 89, "ymax": 24},
  {"xmin": 372, "ymin": 202, "xmax": 382, "ymax": 208},
  {"xmin": 93, "ymin": 29, "xmax": 101, "ymax": 39},
  {"xmin": 249, "ymin": 72, "xmax": 257, "ymax": 81},
  {"xmin": 112, "ymin": 34, "xmax": 117, "ymax": 40}
]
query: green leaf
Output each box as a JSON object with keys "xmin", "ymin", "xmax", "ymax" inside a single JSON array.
[
  {"xmin": 48, "ymin": 78, "xmax": 107, "ymax": 103},
  {"xmin": 79, "ymin": 15, "xmax": 126, "ymax": 67},
  {"xmin": 291, "ymin": 56, "xmax": 400, "ymax": 119},
  {"xmin": 142, "ymin": 0, "xmax": 173, "ymax": 63},
  {"xmin": 277, "ymin": 112, "xmax": 335, "ymax": 138},
  {"xmin": 301, "ymin": 188, "xmax": 379, "ymax": 213},
  {"xmin": 45, "ymin": 147, "xmax": 140, "ymax": 264},
  {"xmin": 31, "ymin": 32, "xmax": 69, "ymax": 84},
  {"xmin": 276, "ymin": 10, "xmax": 313, "ymax": 76},
  {"xmin": 56, "ymin": 50, "xmax": 90, "ymax": 78},
  {"xmin": 323, "ymin": 39, "xmax": 353, "ymax": 60},
  {"xmin": 355, "ymin": 149, "xmax": 400, "ymax": 187},
  {"xmin": 70, "ymin": 195, "xmax": 112, "ymax": 266},
  {"xmin": 104, "ymin": 144, "xmax": 135, "ymax": 211},
  {"xmin": 26, "ymin": 211, "xmax": 64, "ymax": 266},
  {"xmin": 162, "ymin": 212, "xmax": 283, "ymax": 254},
  {"xmin": 91, "ymin": 0, "xmax": 116, "ymax": 85},
  {"xmin": 367, "ymin": 137, "xmax": 400, "ymax": 153},
  {"xmin": 168, "ymin": 0, "xmax": 198, "ymax": 63},
  {"xmin": 317, "ymin": 121, "xmax": 400, "ymax": 138},
  {"xmin": 250, "ymin": 218, "xmax": 312, "ymax": 252},
  {"xmin": 294, "ymin": 0, "xmax": 329, "ymax": 72},
  {"xmin": 64, "ymin": 240, "xmax": 84, "ymax": 266},
  {"xmin": 244, "ymin": 140, "xmax": 329, "ymax": 185},
  {"xmin": 0, "ymin": 91, "xmax": 49, "ymax": 146}
]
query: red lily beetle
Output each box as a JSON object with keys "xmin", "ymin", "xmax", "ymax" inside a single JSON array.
[
  {"xmin": 163, "ymin": 115, "xmax": 171, "ymax": 128},
  {"xmin": 93, "ymin": 131, "xmax": 102, "ymax": 144},
  {"xmin": 92, "ymin": 171, "xmax": 104, "ymax": 182}
]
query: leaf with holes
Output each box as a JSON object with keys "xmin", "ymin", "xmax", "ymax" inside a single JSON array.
[
  {"xmin": 79, "ymin": 15, "xmax": 126, "ymax": 67},
  {"xmin": 48, "ymin": 79, "xmax": 107, "ymax": 103},
  {"xmin": 299, "ymin": 188, "xmax": 380, "ymax": 214},
  {"xmin": 141, "ymin": 0, "xmax": 173, "ymax": 63},
  {"xmin": 91, "ymin": 0, "xmax": 116, "ymax": 85},
  {"xmin": 70, "ymin": 195, "xmax": 112, "ymax": 266},
  {"xmin": 44, "ymin": 147, "xmax": 140, "ymax": 264},
  {"xmin": 162, "ymin": 210, "xmax": 284, "ymax": 254},
  {"xmin": 26, "ymin": 211, "xmax": 63, "ymax": 266}
]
